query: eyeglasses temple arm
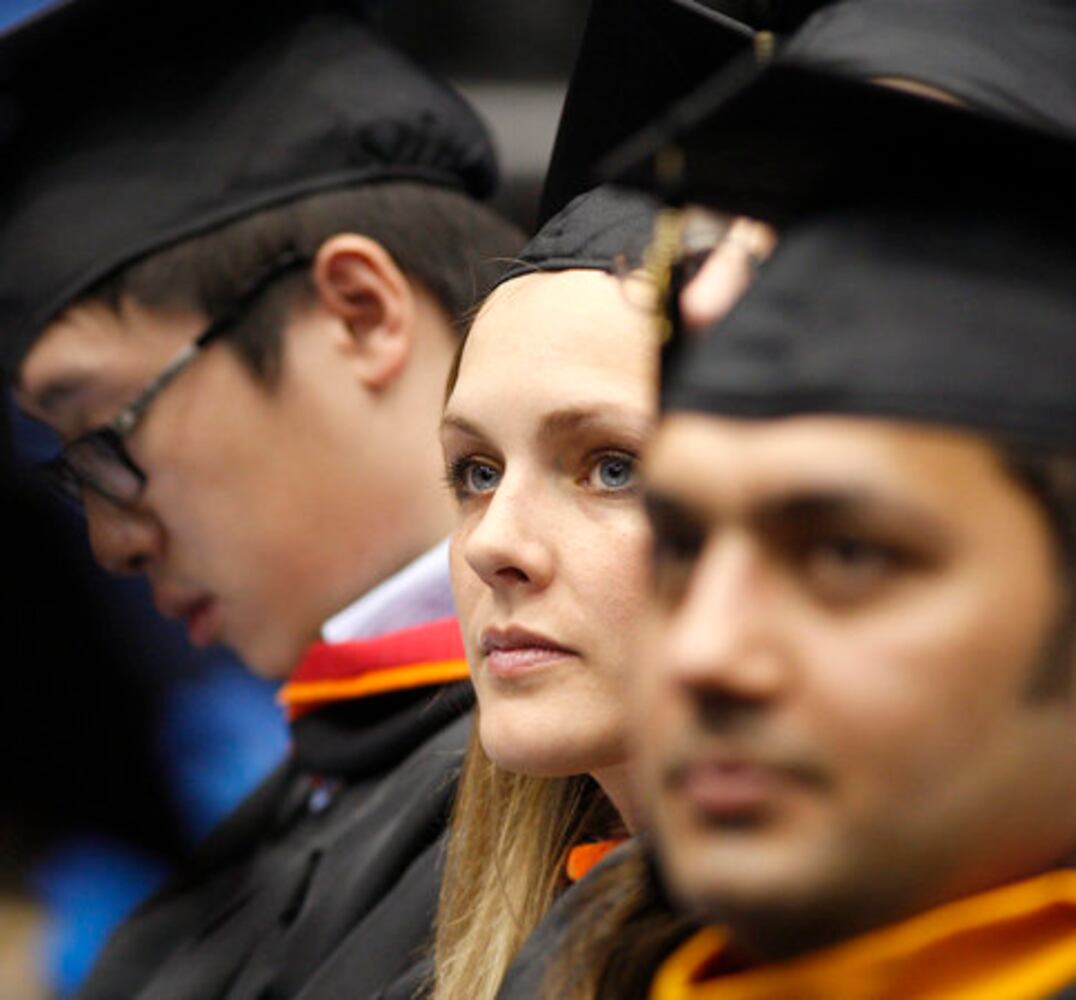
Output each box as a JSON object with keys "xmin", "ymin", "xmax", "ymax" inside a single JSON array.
[{"xmin": 111, "ymin": 342, "xmax": 201, "ymax": 435}]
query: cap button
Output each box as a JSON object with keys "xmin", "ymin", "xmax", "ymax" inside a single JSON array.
[
  {"xmin": 655, "ymin": 144, "xmax": 686, "ymax": 191},
  {"xmin": 754, "ymin": 30, "xmax": 776, "ymax": 64}
]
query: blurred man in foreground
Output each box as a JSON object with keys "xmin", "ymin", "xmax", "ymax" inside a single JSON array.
[{"xmin": 639, "ymin": 197, "xmax": 1076, "ymax": 999}]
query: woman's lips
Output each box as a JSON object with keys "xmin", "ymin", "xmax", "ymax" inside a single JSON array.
[{"xmin": 480, "ymin": 627, "xmax": 577, "ymax": 679}]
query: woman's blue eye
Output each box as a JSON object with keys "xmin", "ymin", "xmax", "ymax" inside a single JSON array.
[
  {"xmin": 447, "ymin": 457, "xmax": 501, "ymax": 500},
  {"xmin": 466, "ymin": 462, "xmax": 501, "ymax": 493},
  {"xmin": 592, "ymin": 453, "xmax": 636, "ymax": 491}
]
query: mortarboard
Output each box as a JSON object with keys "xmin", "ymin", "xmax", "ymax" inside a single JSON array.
[
  {"xmin": 494, "ymin": 186, "xmax": 660, "ymax": 290},
  {"xmin": 661, "ymin": 200, "xmax": 1076, "ymax": 448},
  {"xmin": 631, "ymin": 0, "xmax": 1076, "ymax": 453},
  {"xmin": 784, "ymin": 0, "xmax": 1076, "ymax": 135},
  {"xmin": 604, "ymin": 0, "xmax": 1076, "ymax": 223},
  {"xmin": 0, "ymin": 0, "xmax": 498, "ymax": 371},
  {"xmin": 538, "ymin": 0, "xmax": 832, "ymax": 224}
]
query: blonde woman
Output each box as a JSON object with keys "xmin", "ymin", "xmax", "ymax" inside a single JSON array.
[{"xmin": 432, "ymin": 186, "xmax": 662, "ymax": 1000}]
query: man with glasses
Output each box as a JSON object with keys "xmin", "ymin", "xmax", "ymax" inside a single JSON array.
[{"xmin": 1, "ymin": 1, "xmax": 521, "ymax": 998}]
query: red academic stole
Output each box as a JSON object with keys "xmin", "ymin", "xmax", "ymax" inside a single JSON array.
[{"xmin": 278, "ymin": 616, "xmax": 470, "ymax": 720}]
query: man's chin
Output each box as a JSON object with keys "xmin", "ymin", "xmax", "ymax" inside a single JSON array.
[
  {"xmin": 659, "ymin": 830, "xmax": 825, "ymax": 925},
  {"xmin": 658, "ymin": 841, "xmax": 893, "ymax": 963},
  {"xmin": 233, "ymin": 636, "xmax": 305, "ymax": 683}
]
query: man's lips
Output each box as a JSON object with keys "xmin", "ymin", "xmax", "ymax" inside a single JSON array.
[
  {"xmin": 669, "ymin": 756, "xmax": 815, "ymax": 821},
  {"xmin": 479, "ymin": 626, "xmax": 578, "ymax": 679},
  {"xmin": 182, "ymin": 597, "xmax": 222, "ymax": 648},
  {"xmin": 156, "ymin": 591, "xmax": 221, "ymax": 648}
]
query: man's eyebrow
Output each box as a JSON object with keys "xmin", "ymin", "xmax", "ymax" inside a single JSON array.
[
  {"xmin": 757, "ymin": 490, "xmax": 920, "ymax": 521},
  {"xmin": 759, "ymin": 492, "xmax": 877, "ymax": 520},
  {"xmin": 644, "ymin": 486, "xmax": 947, "ymax": 541},
  {"xmin": 643, "ymin": 487, "xmax": 875, "ymax": 525},
  {"xmin": 755, "ymin": 490, "xmax": 951, "ymax": 546},
  {"xmin": 24, "ymin": 376, "xmax": 90, "ymax": 418}
]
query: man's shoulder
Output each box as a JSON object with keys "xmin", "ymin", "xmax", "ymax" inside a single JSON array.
[
  {"xmin": 163, "ymin": 682, "xmax": 475, "ymax": 887},
  {"xmin": 191, "ymin": 679, "xmax": 474, "ymax": 867},
  {"xmin": 75, "ymin": 688, "xmax": 474, "ymax": 1000}
]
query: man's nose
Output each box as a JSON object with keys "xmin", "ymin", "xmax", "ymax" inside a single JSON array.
[
  {"xmin": 84, "ymin": 492, "xmax": 163, "ymax": 576},
  {"xmin": 661, "ymin": 535, "xmax": 792, "ymax": 703}
]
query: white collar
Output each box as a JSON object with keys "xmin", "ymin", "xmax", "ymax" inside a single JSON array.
[{"xmin": 320, "ymin": 539, "xmax": 456, "ymax": 643}]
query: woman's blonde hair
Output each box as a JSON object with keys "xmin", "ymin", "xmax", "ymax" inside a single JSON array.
[{"xmin": 432, "ymin": 722, "xmax": 621, "ymax": 1000}]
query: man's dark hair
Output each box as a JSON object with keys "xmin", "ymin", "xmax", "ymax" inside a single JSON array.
[
  {"xmin": 1004, "ymin": 445, "xmax": 1076, "ymax": 583},
  {"xmin": 86, "ymin": 181, "xmax": 524, "ymax": 384},
  {"xmin": 1000, "ymin": 444, "xmax": 1076, "ymax": 700}
]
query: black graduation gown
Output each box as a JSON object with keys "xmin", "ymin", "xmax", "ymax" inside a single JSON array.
[
  {"xmin": 493, "ymin": 860, "xmax": 603, "ymax": 1000},
  {"xmin": 375, "ymin": 875, "xmax": 603, "ymax": 1000},
  {"xmin": 75, "ymin": 681, "xmax": 474, "ymax": 1000}
]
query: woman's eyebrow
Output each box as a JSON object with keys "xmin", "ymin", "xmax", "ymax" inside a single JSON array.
[
  {"xmin": 537, "ymin": 405, "xmax": 652, "ymax": 443},
  {"xmin": 442, "ymin": 405, "xmax": 652, "ymax": 444},
  {"xmin": 440, "ymin": 412, "xmax": 488, "ymax": 439}
]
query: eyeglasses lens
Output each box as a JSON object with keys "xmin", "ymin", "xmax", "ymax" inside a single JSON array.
[{"xmin": 60, "ymin": 432, "xmax": 144, "ymax": 505}]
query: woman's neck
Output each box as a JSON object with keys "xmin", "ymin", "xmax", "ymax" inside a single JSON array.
[{"xmin": 591, "ymin": 760, "xmax": 641, "ymax": 834}]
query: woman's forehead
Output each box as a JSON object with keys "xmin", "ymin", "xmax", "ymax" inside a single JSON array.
[
  {"xmin": 446, "ymin": 273, "xmax": 656, "ymax": 440},
  {"xmin": 468, "ymin": 271, "xmax": 653, "ymax": 363},
  {"xmin": 477, "ymin": 269, "xmax": 621, "ymax": 324}
]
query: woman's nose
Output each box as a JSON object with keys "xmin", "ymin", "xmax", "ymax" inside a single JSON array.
[{"xmin": 461, "ymin": 475, "xmax": 556, "ymax": 595}]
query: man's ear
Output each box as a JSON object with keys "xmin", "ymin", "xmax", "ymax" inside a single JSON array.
[{"xmin": 311, "ymin": 233, "xmax": 416, "ymax": 390}]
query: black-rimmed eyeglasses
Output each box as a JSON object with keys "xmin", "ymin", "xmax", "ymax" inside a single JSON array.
[{"xmin": 40, "ymin": 252, "xmax": 307, "ymax": 507}]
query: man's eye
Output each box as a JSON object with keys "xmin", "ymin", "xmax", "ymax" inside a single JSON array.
[
  {"xmin": 445, "ymin": 457, "xmax": 502, "ymax": 501},
  {"xmin": 650, "ymin": 523, "xmax": 706, "ymax": 607},
  {"xmin": 587, "ymin": 452, "xmax": 637, "ymax": 492},
  {"xmin": 802, "ymin": 535, "xmax": 905, "ymax": 601}
]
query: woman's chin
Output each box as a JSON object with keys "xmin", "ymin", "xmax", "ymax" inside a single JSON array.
[
  {"xmin": 482, "ymin": 742, "xmax": 587, "ymax": 778},
  {"xmin": 479, "ymin": 717, "xmax": 626, "ymax": 779},
  {"xmin": 480, "ymin": 726, "xmax": 585, "ymax": 777},
  {"xmin": 474, "ymin": 664, "xmax": 633, "ymax": 775}
]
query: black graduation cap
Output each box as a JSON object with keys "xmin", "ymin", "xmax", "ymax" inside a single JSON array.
[
  {"xmin": 495, "ymin": 185, "xmax": 660, "ymax": 289},
  {"xmin": 784, "ymin": 0, "xmax": 1076, "ymax": 135},
  {"xmin": 661, "ymin": 199, "xmax": 1076, "ymax": 449},
  {"xmin": 604, "ymin": 0, "xmax": 1076, "ymax": 223},
  {"xmin": 0, "ymin": 0, "xmax": 498, "ymax": 372},
  {"xmin": 538, "ymin": 0, "xmax": 832, "ymax": 224}
]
